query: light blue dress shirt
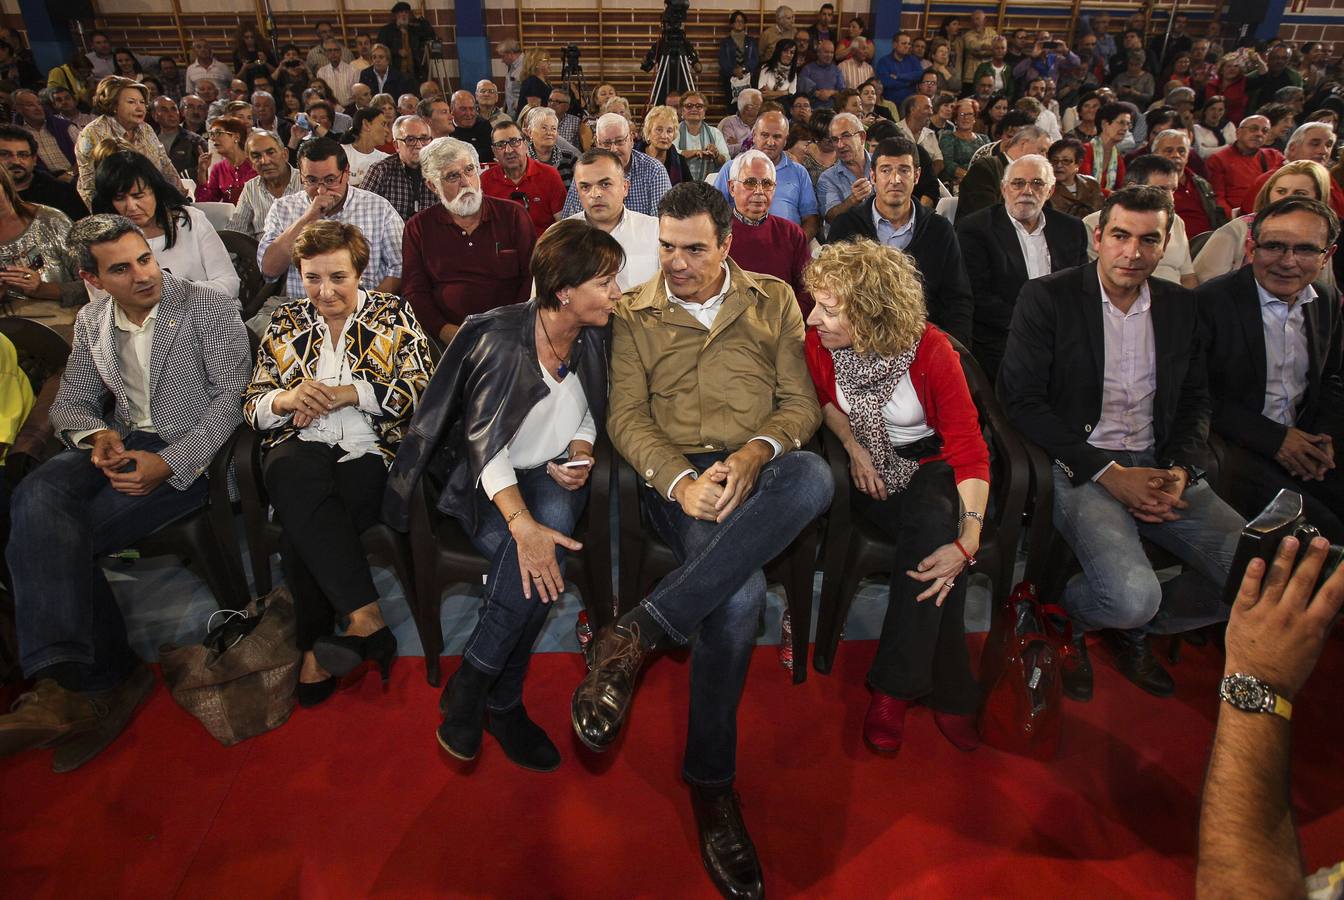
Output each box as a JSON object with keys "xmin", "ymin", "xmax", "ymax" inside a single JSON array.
[{"xmin": 1256, "ymin": 279, "xmax": 1315, "ymax": 427}]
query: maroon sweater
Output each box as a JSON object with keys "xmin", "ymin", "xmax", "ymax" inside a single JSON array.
[{"xmin": 726, "ymin": 213, "xmax": 814, "ymax": 315}]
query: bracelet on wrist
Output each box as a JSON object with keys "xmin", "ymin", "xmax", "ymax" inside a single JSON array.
[
  {"xmin": 960, "ymin": 510, "xmax": 985, "ymax": 527},
  {"xmin": 505, "ymin": 508, "xmax": 529, "ymax": 527},
  {"xmin": 954, "ymin": 539, "xmax": 977, "ymax": 565}
]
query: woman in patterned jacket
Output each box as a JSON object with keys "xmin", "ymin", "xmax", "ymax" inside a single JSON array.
[{"xmin": 243, "ymin": 219, "xmax": 431, "ymax": 707}]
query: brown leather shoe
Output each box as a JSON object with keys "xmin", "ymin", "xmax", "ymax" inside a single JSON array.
[
  {"xmin": 570, "ymin": 623, "xmax": 645, "ymax": 752},
  {"xmin": 51, "ymin": 665, "xmax": 155, "ymax": 773},
  {"xmin": 691, "ymin": 786, "xmax": 765, "ymax": 899},
  {"xmin": 0, "ymin": 679, "xmax": 100, "ymax": 756}
]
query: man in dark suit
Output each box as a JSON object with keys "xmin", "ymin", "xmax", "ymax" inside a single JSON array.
[
  {"xmin": 999, "ymin": 185, "xmax": 1245, "ymax": 701},
  {"xmin": 956, "ymin": 119, "xmax": 1052, "ymax": 221},
  {"xmin": 358, "ymin": 43, "xmax": 416, "ymax": 100},
  {"xmin": 1197, "ymin": 197, "xmax": 1344, "ymax": 541},
  {"xmin": 828, "ymin": 136, "xmax": 974, "ymax": 347},
  {"xmin": 956, "ymin": 153, "xmax": 1089, "ymax": 380},
  {"xmin": 0, "ymin": 214, "xmax": 250, "ymax": 771}
]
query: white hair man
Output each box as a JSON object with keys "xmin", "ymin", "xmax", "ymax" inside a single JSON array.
[
  {"xmin": 712, "ymin": 110, "xmax": 820, "ymax": 239},
  {"xmin": 954, "ymin": 153, "xmax": 1090, "ymax": 379},
  {"xmin": 725, "ymin": 148, "xmax": 813, "ymax": 313},
  {"xmin": 560, "ymin": 112, "xmax": 672, "ymax": 218},
  {"xmin": 227, "ymin": 129, "xmax": 303, "ymax": 237},
  {"xmin": 718, "ymin": 87, "xmax": 763, "ymax": 157},
  {"xmin": 401, "ymin": 136, "xmax": 538, "ymax": 344},
  {"xmin": 817, "ymin": 111, "xmax": 871, "ymax": 223},
  {"xmin": 957, "ymin": 123, "xmax": 1052, "ymax": 219},
  {"xmin": 565, "ymin": 147, "xmax": 660, "ymax": 290},
  {"xmin": 1151, "ymin": 127, "xmax": 1226, "ymax": 237},
  {"xmin": 360, "ymin": 114, "xmax": 438, "ymax": 221},
  {"xmin": 759, "ymin": 5, "xmax": 796, "ymax": 62}
]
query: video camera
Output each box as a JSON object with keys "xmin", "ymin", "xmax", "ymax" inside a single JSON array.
[
  {"xmin": 1225, "ymin": 490, "xmax": 1344, "ymax": 605},
  {"xmin": 642, "ymin": 0, "xmax": 695, "ymax": 70},
  {"xmin": 561, "ymin": 44, "xmax": 582, "ymax": 79}
]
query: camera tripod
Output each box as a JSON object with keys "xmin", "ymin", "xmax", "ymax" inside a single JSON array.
[{"xmin": 648, "ymin": 46, "xmax": 697, "ymax": 107}]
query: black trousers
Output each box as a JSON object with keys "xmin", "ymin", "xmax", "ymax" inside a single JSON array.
[
  {"xmin": 262, "ymin": 439, "xmax": 387, "ymax": 651},
  {"xmin": 1221, "ymin": 443, "xmax": 1344, "ymax": 544},
  {"xmin": 851, "ymin": 460, "xmax": 980, "ymax": 715}
]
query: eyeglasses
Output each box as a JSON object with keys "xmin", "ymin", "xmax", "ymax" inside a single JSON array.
[
  {"xmin": 682, "ymin": 103, "xmax": 706, "ymax": 110},
  {"xmin": 736, "ymin": 177, "xmax": 776, "ymax": 193},
  {"xmin": 832, "ymin": 130, "xmax": 863, "ymax": 142},
  {"xmin": 491, "ymin": 136, "xmax": 526, "ymax": 150},
  {"xmin": 596, "ymin": 136, "xmax": 630, "ymax": 149},
  {"xmin": 301, "ymin": 174, "xmax": 345, "ymax": 187},
  {"xmin": 440, "ymin": 163, "xmax": 478, "ymax": 184},
  {"xmin": 0, "ymin": 149, "xmax": 33, "ymax": 160},
  {"xmin": 1253, "ymin": 241, "xmax": 1328, "ymax": 260},
  {"xmin": 396, "ymin": 135, "xmax": 433, "ymax": 146},
  {"xmin": 207, "ymin": 129, "xmax": 233, "ymax": 139},
  {"xmin": 1007, "ymin": 178, "xmax": 1050, "ymax": 193}
]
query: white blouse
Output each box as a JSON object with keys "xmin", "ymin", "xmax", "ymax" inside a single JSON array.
[
  {"xmin": 86, "ymin": 204, "xmax": 239, "ymax": 303},
  {"xmin": 835, "ymin": 375, "xmax": 935, "ymax": 448},
  {"xmin": 479, "ymin": 363, "xmax": 597, "ymax": 499},
  {"xmin": 343, "ymin": 145, "xmax": 391, "ymax": 188}
]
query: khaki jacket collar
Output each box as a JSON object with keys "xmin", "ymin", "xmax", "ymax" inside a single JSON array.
[{"xmin": 625, "ymin": 257, "xmax": 774, "ymax": 338}]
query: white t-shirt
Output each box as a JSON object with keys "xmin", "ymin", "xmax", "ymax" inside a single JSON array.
[{"xmin": 343, "ymin": 145, "xmax": 391, "ymax": 188}]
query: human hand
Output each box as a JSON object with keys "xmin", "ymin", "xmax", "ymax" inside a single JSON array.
[
  {"xmin": 846, "ymin": 440, "xmax": 886, "ymax": 499},
  {"xmin": 1225, "ymin": 534, "xmax": 1344, "ymax": 701},
  {"xmin": 0, "ymin": 264, "xmax": 42, "ymax": 295},
  {"xmin": 674, "ymin": 468, "xmax": 726, "ymax": 521},
  {"xmin": 511, "ymin": 514, "xmax": 583, "ymax": 603},
  {"xmin": 1276, "ymin": 428, "xmax": 1334, "ymax": 481},
  {"xmin": 277, "ymin": 380, "xmax": 339, "ymax": 418},
  {"xmin": 712, "ymin": 441, "xmax": 772, "ymax": 522},
  {"xmin": 546, "ymin": 453, "xmax": 592, "ymax": 491},
  {"xmin": 906, "ymin": 543, "xmax": 970, "ymax": 605},
  {"xmin": 89, "ymin": 429, "xmax": 127, "ymax": 475},
  {"xmin": 305, "ymin": 190, "xmax": 341, "ymax": 219},
  {"xmin": 1099, "ymin": 464, "xmax": 1187, "ymax": 521},
  {"xmin": 850, "ymin": 177, "xmax": 874, "ymax": 203},
  {"xmin": 106, "ymin": 450, "xmax": 173, "ymax": 495}
]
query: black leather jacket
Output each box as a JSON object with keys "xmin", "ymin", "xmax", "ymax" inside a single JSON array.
[{"xmin": 382, "ymin": 300, "xmax": 609, "ymax": 534}]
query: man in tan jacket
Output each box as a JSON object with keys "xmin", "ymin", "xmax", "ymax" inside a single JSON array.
[
  {"xmin": 571, "ymin": 181, "xmax": 830, "ymax": 900},
  {"xmin": 959, "ymin": 8, "xmax": 999, "ymax": 90}
]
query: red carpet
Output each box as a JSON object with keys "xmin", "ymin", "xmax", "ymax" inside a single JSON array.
[{"xmin": 2, "ymin": 635, "xmax": 1342, "ymax": 899}]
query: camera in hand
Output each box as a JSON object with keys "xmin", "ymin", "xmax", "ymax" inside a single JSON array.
[{"xmin": 1224, "ymin": 490, "xmax": 1344, "ymax": 605}]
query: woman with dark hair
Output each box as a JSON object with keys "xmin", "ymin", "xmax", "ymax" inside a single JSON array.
[
  {"xmin": 112, "ymin": 49, "xmax": 143, "ymax": 78},
  {"xmin": 858, "ymin": 80, "xmax": 895, "ymax": 125},
  {"xmin": 718, "ymin": 11, "xmax": 759, "ymax": 106},
  {"xmin": 90, "ymin": 150, "xmax": 238, "ymax": 299},
  {"xmin": 1193, "ymin": 94, "xmax": 1235, "ymax": 159},
  {"xmin": 836, "ymin": 16, "xmax": 867, "ymax": 60},
  {"xmin": 74, "ymin": 76, "xmax": 183, "ymax": 204},
  {"xmin": 1123, "ymin": 106, "xmax": 1182, "ymax": 164},
  {"xmin": 244, "ymin": 220, "xmax": 430, "ymax": 706},
  {"xmin": 1047, "ymin": 136, "xmax": 1103, "ymax": 218},
  {"xmin": 232, "ymin": 23, "xmax": 277, "ymax": 72},
  {"xmin": 0, "ymin": 167, "xmax": 81, "ymax": 306},
  {"xmin": 384, "ymin": 218, "xmax": 624, "ymax": 771},
  {"xmin": 755, "ymin": 38, "xmax": 799, "ymax": 102},
  {"xmin": 195, "ymin": 114, "xmax": 255, "ymax": 203},
  {"xmin": 1080, "ymin": 101, "xmax": 1132, "ymax": 192},
  {"xmin": 1068, "ymin": 90, "xmax": 1103, "ymax": 141},
  {"xmin": 977, "ymin": 91, "xmax": 1009, "ymax": 136},
  {"xmin": 798, "ymin": 110, "xmax": 837, "ymax": 187},
  {"xmin": 140, "ymin": 75, "xmax": 163, "ymax": 101},
  {"xmin": 804, "ymin": 239, "xmax": 989, "ymax": 755},
  {"xmin": 935, "ymin": 15, "xmax": 962, "ymax": 76},
  {"xmin": 340, "ymin": 107, "xmax": 391, "ymax": 186}
]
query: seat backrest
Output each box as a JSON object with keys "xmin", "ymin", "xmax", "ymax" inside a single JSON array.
[
  {"xmin": 0, "ymin": 317, "xmax": 71, "ymax": 391},
  {"xmin": 1189, "ymin": 230, "xmax": 1213, "ymax": 261},
  {"xmin": 195, "ymin": 201, "xmax": 237, "ymax": 232},
  {"xmin": 216, "ymin": 229, "xmax": 277, "ymax": 319},
  {"xmin": 935, "ymin": 195, "xmax": 958, "ymax": 221}
]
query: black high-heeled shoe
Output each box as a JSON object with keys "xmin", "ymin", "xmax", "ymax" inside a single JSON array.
[
  {"xmin": 313, "ymin": 627, "xmax": 397, "ymax": 684},
  {"xmin": 296, "ymin": 677, "xmax": 339, "ymax": 708}
]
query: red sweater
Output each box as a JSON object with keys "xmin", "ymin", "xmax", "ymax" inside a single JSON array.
[
  {"xmin": 805, "ymin": 324, "xmax": 990, "ymax": 484},
  {"xmin": 727, "ymin": 214, "xmax": 813, "ymax": 315},
  {"xmin": 1207, "ymin": 145, "xmax": 1285, "ymax": 216}
]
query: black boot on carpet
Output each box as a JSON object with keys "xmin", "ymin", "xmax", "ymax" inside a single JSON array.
[
  {"xmin": 436, "ymin": 660, "xmax": 493, "ymax": 761},
  {"xmin": 1061, "ymin": 631, "xmax": 1094, "ymax": 702},
  {"xmin": 1103, "ymin": 630, "xmax": 1175, "ymax": 697},
  {"xmin": 690, "ymin": 783, "xmax": 764, "ymax": 900},
  {"xmin": 485, "ymin": 704, "xmax": 561, "ymax": 772}
]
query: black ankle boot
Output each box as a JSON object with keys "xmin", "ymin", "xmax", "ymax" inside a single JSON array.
[
  {"xmin": 1103, "ymin": 630, "xmax": 1175, "ymax": 697},
  {"xmin": 485, "ymin": 705, "xmax": 561, "ymax": 772},
  {"xmin": 436, "ymin": 661, "xmax": 493, "ymax": 761}
]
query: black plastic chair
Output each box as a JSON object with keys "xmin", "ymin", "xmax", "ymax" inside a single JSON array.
[
  {"xmin": 407, "ymin": 434, "xmax": 616, "ymax": 687},
  {"xmin": 234, "ymin": 425, "xmax": 418, "ymax": 626},
  {"xmin": 0, "ymin": 317, "xmax": 70, "ymax": 482},
  {"xmin": 614, "ymin": 448, "xmax": 820, "ymax": 685},
  {"xmin": 812, "ymin": 339, "xmax": 1032, "ymax": 674},
  {"xmin": 1188, "ymin": 230, "xmax": 1213, "ymax": 262},
  {"xmin": 218, "ymin": 230, "xmax": 282, "ymax": 320}
]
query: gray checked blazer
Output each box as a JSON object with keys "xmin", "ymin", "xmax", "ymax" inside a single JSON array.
[{"xmin": 50, "ymin": 272, "xmax": 251, "ymax": 491}]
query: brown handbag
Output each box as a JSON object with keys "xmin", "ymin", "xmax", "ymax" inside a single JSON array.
[
  {"xmin": 159, "ymin": 587, "xmax": 300, "ymax": 746},
  {"xmin": 977, "ymin": 581, "xmax": 1065, "ymax": 761}
]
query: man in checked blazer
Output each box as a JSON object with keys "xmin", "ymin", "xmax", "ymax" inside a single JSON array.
[
  {"xmin": 999, "ymin": 186, "xmax": 1245, "ymax": 703},
  {"xmin": 0, "ymin": 214, "xmax": 250, "ymax": 772},
  {"xmin": 1197, "ymin": 197, "xmax": 1344, "ymax": 541}
]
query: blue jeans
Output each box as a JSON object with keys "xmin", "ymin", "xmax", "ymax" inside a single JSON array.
[
  {"xmin": 465, "ymin": 465, "xmax": 590, "ymax": 713},
  {"xmin": 640, "ymin": 450, "xmax": 833, "ymax": 786},
  {"xmin": 1051, "ymin": 450, "xmax": 1244, "ymax": 636},
  {"xmin": 7, "ymin": 432, "xmax": 208, "ymax": 691}
]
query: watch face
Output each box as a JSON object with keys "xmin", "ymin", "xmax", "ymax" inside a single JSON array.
[{"xmin": 1225, "ymin": 675, "xmax": 1269, "ymax": 709}]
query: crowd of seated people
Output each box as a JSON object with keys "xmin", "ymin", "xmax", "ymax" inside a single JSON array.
[{"xmin": 0, "ymin": 9, "xmax": 1343, "ymax": 899}]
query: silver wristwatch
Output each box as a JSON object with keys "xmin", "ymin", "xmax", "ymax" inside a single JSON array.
[{"xmin": 1219, "ymin": 673, "xmax": 1293, "ymax": 721}]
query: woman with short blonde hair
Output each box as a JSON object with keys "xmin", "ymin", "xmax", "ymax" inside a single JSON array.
[
  {"xmin": 75, "ymin": 75, "xmax": 183, "ymax": 205},
  {"xmin": 638, "ymin": 104, "xmax": 691, "ymax": 185},
  {"xmin": 803, "ymin": 239, "xmax": 990, "ymax": 756},
  {"xmin": 1194, "ymin": 159, "xmax": 1335, "ymax": 285}
]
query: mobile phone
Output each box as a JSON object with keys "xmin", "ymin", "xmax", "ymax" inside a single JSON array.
[
  {"xmin": 295, "ymin": 112, "xmax": 310, "ymax": 130},
  {"xmin": 562, "ymin": 458, "xmax": 594, "ymax": 468}
]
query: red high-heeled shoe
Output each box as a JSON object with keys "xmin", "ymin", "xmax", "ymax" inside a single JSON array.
[
  {"xmin": 863, "ymin": 690, "xmax": 910, "ymax": 755},
  {"xmin": 933, "ymin": 709, "xmax": 980, "ymax": 752}
]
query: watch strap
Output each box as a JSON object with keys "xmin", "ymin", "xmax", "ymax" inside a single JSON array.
[
  {"xmin": 1220, "ymin": 672, "xmax": 1293, "ymax": 721},
  {"xmin": 1272, "ymin": 693, "xmax": 1294, "ymax": 721}
]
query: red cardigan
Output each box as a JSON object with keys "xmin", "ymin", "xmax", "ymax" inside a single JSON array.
[{"xmin": 805, "ymin": 324, "xmax": 990, "ymax": 484}]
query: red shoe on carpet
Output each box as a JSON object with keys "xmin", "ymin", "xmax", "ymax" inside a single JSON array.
[
  {"xmin": 862, "ymin": 690, "xmax": 909, "ymax": 755},
  {"xmin": 932, "ymin": 710, "xmax": 980, "ymax": 752}
]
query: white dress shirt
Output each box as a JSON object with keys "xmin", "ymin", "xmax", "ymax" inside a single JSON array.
[
  {"xmin": 71, "ymin": 303, "xmax": 158, "ymax": 447},
  {"xmin": 1010, "ymin": 212, "xmax": 1052, "ymax": 280},
  {"xmin": 479, "ymin": 363, "xmax": 597, "ymax": 499},
  {"xmin": 318, "ymin": 60, "xmax": 360, "ymax": 108},
  {"xmin": 1257, "ymin": 279, "xmax": 1315, "ymax": 427},
  {"xmin": 254, "ymin": 293, "xmax": 384, "ymax": 462},
  {"xmin": 567, "ymin": 208, "xmax": 661, "ymax": 291},
  {"xmin": 1087, "ymin": 273, "xmax": 1157, "ymax": 476}
]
